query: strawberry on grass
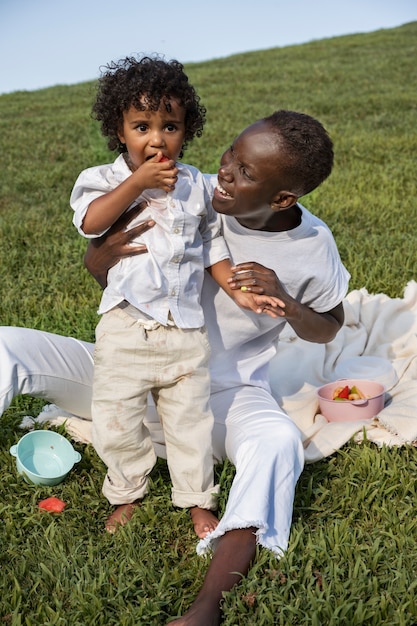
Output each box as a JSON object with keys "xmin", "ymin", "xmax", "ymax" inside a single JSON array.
[{"xmin": 38, "ymin": 496, "xmax": 67, "ymax": 513}]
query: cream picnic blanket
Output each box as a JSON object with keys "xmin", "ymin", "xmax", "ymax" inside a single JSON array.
[
  {"xmin": 26, "ymin": 282, "xmax": 417, "ymax": 463},
  {"xmin": 269, "ymin": 280, "xmax": 417, "ymax": 461}
]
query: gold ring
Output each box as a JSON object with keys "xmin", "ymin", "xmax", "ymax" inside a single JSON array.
[{"xmin": 241, "ymin": 286, "xmax": 248, "ymax": 292}]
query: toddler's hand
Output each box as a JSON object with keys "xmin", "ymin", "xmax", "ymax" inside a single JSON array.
[
  {"xmin": 232, "ymin": 291, "xmax": 285, "ymax": 318},
  {"xmin": 252, "ymin": 294, "xmax": 286, "ymax": 318},
  {"xmin": 133, "ymin": 152, "xmax": 178, "ymax": 192}
]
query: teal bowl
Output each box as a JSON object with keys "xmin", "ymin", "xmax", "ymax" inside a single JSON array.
[{"xmin": 10, "ymin": 430, "xmax": 81, "ymax": 486}]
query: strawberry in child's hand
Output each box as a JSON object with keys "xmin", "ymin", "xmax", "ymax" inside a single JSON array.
[
  {"xmin": 159, "ymin": 155, "xmax": 169, "ymax": 162},
  {"xmin": 38, "ymin": 497, "xmax": 66, "ymax": 513}
]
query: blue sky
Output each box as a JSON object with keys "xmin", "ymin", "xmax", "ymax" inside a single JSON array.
[{"xmin": 1, "ymin": 0, "xmax": 416, "ymax": 94}]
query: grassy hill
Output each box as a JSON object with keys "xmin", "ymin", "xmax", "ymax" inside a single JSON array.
[
  {"xmin": 0, "ymin": 21, "xmax": 416, "ymax": 338},
  {"xmin": 0, "ymin": 22, "xmax": 417, "ymax": 625}
]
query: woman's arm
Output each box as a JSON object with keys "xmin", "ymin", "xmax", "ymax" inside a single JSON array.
[
  {"xmin": 227, "ymin": 262, "xmax": 345, "ymax": 343},
  {"xmin": 84, "ymin": 202, "xmax": 155, "ymax": 288},
  {"xmin": 207, "ymin": 259, "xmax": 285, "ymax": 318}
]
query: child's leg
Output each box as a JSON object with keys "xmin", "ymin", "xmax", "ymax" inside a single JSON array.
[
  {"xmin": 190, "ymin": 506, "xmax": 219, "ymax": 539},
  {"xmin": 91, "ymin": 309, "xmax": 157, "ymax": 523},
  {"xmin": 105, "ymin": 501, "xmax": 141, "ymax": 533},
  {"xmin": 153, "ymin": 326, "xmax": 219, "ymax": 533}
]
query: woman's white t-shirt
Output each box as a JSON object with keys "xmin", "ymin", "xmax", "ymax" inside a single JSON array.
[{"xmin": 201, "ymin": 180, "xmax": 350, "ymax": 393}]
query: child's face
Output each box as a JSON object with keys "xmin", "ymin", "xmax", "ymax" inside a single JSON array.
[
  {"xmin": 212, "ymin": 120, "xmax": 289, "ymax": 228},
  {"xmin": 118, "ymin": 99, "xmax": 186, "ymax": 170}
]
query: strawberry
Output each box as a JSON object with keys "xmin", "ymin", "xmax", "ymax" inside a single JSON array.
[
  {"xmin": 337, "ymin": 385, "xmax": 350, "ymax": 400},
  {"xmin": 332, "ymin": 384, "xmax": 366, "ymax": 401},
  {"xmin": 159, "ymin": 155, "xmax": 169, "ymax": 162},
  {"xmin": 38, "ymin": 496, "xmax": 66, "ymax": 513}
]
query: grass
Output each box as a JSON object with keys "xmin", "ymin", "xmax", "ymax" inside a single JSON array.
[{"xmin": 0, "ymin": 21, "xmax": 417, "ymax": 625}]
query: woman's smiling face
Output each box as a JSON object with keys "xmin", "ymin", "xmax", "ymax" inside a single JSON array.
[{"xmin": 212, "ymin": 120, "xmax": 288, "ymax": 228}]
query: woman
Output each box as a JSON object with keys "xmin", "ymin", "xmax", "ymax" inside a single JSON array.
[{"xmin": 0, "ymin": 110, "xmax": 349, "ymax": 625}]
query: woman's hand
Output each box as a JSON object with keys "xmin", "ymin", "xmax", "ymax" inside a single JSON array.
[
  {"xmin": 84, "ymin": 202, "xmax": 154, "ymax": 288},
  {"xmin": 228, "ymin": 262, "xmax": 286, "ymax": 296},
  {"xmin": 227, "ymin": 262, "xmax": 344, "ymax": 342}
]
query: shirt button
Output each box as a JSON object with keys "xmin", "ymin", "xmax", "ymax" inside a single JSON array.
[
  {"xmin": 173, "ymin": 228, "xmax": 180, "ymax": 234},
  {"xmin": 171, "ymin": 289, "xmax": 176, "ymax": 296}
]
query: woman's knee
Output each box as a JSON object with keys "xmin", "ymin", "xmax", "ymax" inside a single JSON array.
[{"xmin": 233, "ymin": 416, "xmax": 304, "ymax": 472}]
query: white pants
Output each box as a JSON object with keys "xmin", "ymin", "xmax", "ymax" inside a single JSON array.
[{"xmin": 0, "ymin": 326, "xmax": 304, "ymax": 555}]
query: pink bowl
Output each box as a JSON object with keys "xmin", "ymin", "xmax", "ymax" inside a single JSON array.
[{"xmin": 317, "ymin": 379, "xmax": 385, "ymax": 422}]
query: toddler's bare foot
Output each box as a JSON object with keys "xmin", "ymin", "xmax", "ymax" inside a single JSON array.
[
  {"xmin": 190, "ymin": 506, "xmax": 219, "ymax": 539},
  {"xmin": 105, "ymin": 501, "xmax": 140, "ymax": 533}
]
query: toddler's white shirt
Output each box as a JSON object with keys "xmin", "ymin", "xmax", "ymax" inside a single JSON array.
[{"xmin": 71, "ymin": 156, "xmax": 230, "ymax": 328}]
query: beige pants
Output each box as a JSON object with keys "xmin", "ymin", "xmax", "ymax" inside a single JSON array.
[{"xmin": 91, "ymin": 306, "xmax": 218, "ymax": 509}]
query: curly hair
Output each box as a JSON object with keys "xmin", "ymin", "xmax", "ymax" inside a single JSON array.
[
  {"xmin": 264, "ymin": 110, "xmax": 334, "ymax": 197},
  {"xmin": 92, "ymin": 54, "xmax": 206, "ymax": 158}
]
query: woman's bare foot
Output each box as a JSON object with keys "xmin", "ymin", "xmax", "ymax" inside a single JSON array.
[
  {"xmin": 167, "ymin": 598, "xmax": 221, "ymax": 625},
  {"xmin": 167, "ymin": 527, "xmax": 257, "ymax": 626},
  {"xmin": 190, "ymin": 506, "xmax": 219, "ymax": 539},
  {"xmin": 105, "ymin": 501, "xmax": 140, "ymax": 533}
]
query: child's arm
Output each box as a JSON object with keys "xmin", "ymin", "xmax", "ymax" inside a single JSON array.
[
  {"xmin": 81, "ymin": 153, "xmax": 177, "ymax": 235},
  {"xmin": 82, "ymin": 176, "xmax": 147, "ymax": 235},
  {"xmin": 207, "ymin": 259, "xmax": 284, "ymax": 318}
]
